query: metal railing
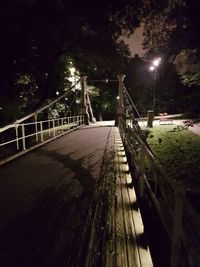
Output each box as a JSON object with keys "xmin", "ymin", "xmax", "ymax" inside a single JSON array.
[
  {"xmin": 118, "ymin": 117, "xmax": 200, "ymax": 267},
  {"xmin": 0, "ymin": 115, "xmax": 84, "ymax": 165}
]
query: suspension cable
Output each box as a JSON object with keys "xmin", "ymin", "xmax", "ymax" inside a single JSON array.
[
  {"xmin": 123, "ymin": 86, "xmax": 141, "ymax": 118},
  {"xmin": 86, "ymin": 93, "xmax": 96, "ymax": 122},
  {"xmin": 123, "ymin": 86, "xmax": 146, "ymax": 128},
  {"xmin": 65, "ymin": 89, "xmax": 79, "ymax": 116}
]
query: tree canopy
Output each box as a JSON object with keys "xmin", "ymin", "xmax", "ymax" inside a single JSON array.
[
  {"xmin": 0, "ymin": 0, "xmax": 141, "ymax": 124},
  {"xmin": 1, "ymin": 0, "xmax": 200, "ymax": 124},
  {"xmin": 139, "ymin": 0, "xmax": 200, "ymax": 84}
]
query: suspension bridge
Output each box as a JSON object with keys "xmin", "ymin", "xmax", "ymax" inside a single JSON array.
[{"xmin": 0, "ymin": 76, "xmax": 199, "ymax": 267}]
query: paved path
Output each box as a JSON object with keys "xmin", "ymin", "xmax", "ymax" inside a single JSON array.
[
  {"xmin": 188, "ymin": 123, "xmax": 200, "ymax": 136},
  {"xmin": 0, "ymin": 121, "xmax": 152, "ymax": 267}
]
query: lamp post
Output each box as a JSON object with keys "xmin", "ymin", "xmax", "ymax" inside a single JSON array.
[
  {"xmin": 147, "ymin": 57, "xmax": 161, "ymax": 128},
  {"xmin": 149, "ymin": 57, "xmax": 161, "ymax": 113}
]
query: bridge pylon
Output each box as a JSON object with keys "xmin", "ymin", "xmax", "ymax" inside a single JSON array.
[
  {"xmin": 115, "ymin": 74, "xmax": 125, "ymax": 126},
  {"xmin": 79, "ymin": 76, "xmax": 90, "ymax": 125}
]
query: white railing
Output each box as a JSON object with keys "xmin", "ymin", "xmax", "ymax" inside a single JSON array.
[
  {"xmin": 118, "ymin": 117, "xmax": 200, "ymax": 267},
  {"xmin": 0, "ymin": 115, "xmax": 84, "ymax": 165}
]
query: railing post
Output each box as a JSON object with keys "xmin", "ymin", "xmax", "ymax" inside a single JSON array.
[
  {"xmin": 21, "ymin": 124, "xmax": 26, "ymax": 150},
  {"xmin": 139, "ymin": 144, "xmax": 145, "ymax": 198},
  {"xmin": 80, "ymin": 76, "xmax": 89, "ymax": 125},
  {"xmin": 15, "ymin": 124, "xmax": 19, "ymax": 150},
  {"xmin": 53, "ymin": 120, "xmax": 56, "ymax": 137},
  {"xmin": 48, "ymin": 120, "xmax": 51, "ymax": 137},
  {"xmin": 40, "ymin": 121, "xmax": 44, "ymax": 142},
  {"xmin": 115, "ymin": 74, "xmax": 125, "ymax": 126},
  {"xmin": 170, "ymin": 189, "xmax": 184, "ymax": 267},
  {"xmin": 34, "ymin": 114, "xmax": 39, "ymax": 142},
  {"xmin": 61, "ymin": 118, "xmax": 64, "ymax": 133},
  {"xmin": 57, "ymin": 118, "xmax": 59, "ymax": 131}
]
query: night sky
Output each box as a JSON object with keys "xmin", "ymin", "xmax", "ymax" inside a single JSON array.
[{"xmin": 123, "ymin": 26, "xmax": 146, "ymax": 57}]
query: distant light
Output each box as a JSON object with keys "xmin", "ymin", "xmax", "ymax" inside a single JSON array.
[
  {"xmin": 69, "ymin": 67, "xmax": 76, "ymax": 75},
  {"xmin": 0, "ymin": 107, "xmax": 2, "ymax": 110},
  {"xmin": 116, "ymin": 96, "xmax": 120, "ymax": 99},
  {"xmin": 76, "ymin": 99, "xmax": 80, "ymax": 104},
  {"xmin": 149, "ymin": 66, "xmax": 155, "ymax": 71},
  {"xmin": 56, "ymin": 91, "xmax": 59, "ymax": 95},
  {"xmin": 65, "ymin": 97, "xmax": 68, "ymax": 100}
]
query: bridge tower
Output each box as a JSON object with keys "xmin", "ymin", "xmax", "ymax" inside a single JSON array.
[
  {"xmin": 115, "ymin": 74, "xmax": 125, "ymax": 126},
  {"xmin": 79, "ymin": 76, "xmax": 90, "ymax": 125}
]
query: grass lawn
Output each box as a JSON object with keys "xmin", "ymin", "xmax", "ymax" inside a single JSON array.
[{"xmin": 146, "ymin": 124, "xmax": 200, "ymax": 191}]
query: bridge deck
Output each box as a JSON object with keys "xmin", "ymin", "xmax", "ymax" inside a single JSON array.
[{"xmin": 0, "ymin": 121, "xmax": 152, "ymax": 267}]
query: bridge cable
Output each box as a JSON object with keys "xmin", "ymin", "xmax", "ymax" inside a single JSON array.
[
  {"xmin": 123, "ymin": 86, "xmax": 146, "ymax": 129},
  {"xmin": 86, "ymin": 93, "xmax": 96, "ymax": 122},
  {"xmin": 65, "ymin": 89, "xmax": 79, "ymax": 116}
]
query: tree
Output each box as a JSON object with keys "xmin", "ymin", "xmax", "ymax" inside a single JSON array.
[
  {"xmin": 139, "ymin": 0, "xmax": 200, "ymax": 79},
  {"xmin": 124, "ymin": 55, "xmax": 188, "ymax": 116},
  {"xmin": 135, "ymin": 0, "xmax": 200, "ymax": 116},
  {"xmin": 0, "ymin": 0, "xmax": 141, "ymax": 125}
]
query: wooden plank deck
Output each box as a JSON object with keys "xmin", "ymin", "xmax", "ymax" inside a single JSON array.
[
  {"xmin": 106, "ymin": 128, "xmax": 152, "ymax": 266},
  {"xmin": 0, "ymin": 121, "xmax": 153, "ymax": 267}
]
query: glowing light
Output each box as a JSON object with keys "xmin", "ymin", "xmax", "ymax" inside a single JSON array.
[
  {"xmin": 56, "ymin": 91, "xmax": 59, "ymax": 95},
  {"xmin": 149, "ymin": 57, "xmax": 161, "ymax": 71},
  {"xmin": 149, "ymin": 66, "xmax": 155, "ymax": 71},
  {"xmin": 153, "ymin": 57, "xmax": 161, "ymax": 67},
  {"xmin": 69, "ymin": 67, "xmax": 76, "ymax": 75},
  {"xmin": 116, "ymin": 96, "xmax": 120, "ymax": 99}
]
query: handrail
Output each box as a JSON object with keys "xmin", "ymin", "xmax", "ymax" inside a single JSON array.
[
  {"xmin": 0, "ymin": 115, "xmax": 84, "ymax": 166},
  {"xmin": 118, "ymin": 117, "xmax": 200, "ymax": 267}
]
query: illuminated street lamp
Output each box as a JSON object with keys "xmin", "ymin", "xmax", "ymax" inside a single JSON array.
[
  {"xmin": 149, "ymin": 65, "xmax": 155, "ymax": 72},
  {"xmin": 149, "ymin": 57, "xmax": 161, "ymax": 112},
  {"xmin": 153, "ymin": 57, "xmax": 161, "ymax": 67}
]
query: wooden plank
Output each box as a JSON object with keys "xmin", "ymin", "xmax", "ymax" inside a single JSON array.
[
  {"xmin": 115, "ymin": 148, "xmax": 129, "ymax": 267},
  {"xmin": 103, "ymin": 128, "xmax": 117, "ymax": 267},
  {"xmin": 99, "ymin": 126, "xmax": 153, "ymax": 267},
  {"xmin": 117, "ymin": 146, "xmax": 140, "ymax": 266},
  {"xmin": 115, "ymin": 129, "xmax": 153, "ymax": 267}
]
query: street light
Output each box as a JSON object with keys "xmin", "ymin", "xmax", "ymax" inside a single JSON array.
[{"xmin": 149, "ymin": 57, "xmax": 161, "ymax": 112}]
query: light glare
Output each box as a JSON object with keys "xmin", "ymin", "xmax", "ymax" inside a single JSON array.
[
  {"xmin": 153, "ymin": 57, "xmax": 161, "ymax": 67},
  {"xmin": 149, "ymin": 66, "xmax": 155, "ymax": 71}
]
